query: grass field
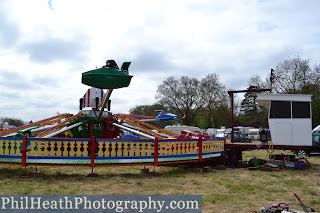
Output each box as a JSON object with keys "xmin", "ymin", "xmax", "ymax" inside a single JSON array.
[{"xmin": 0, "ymin": 150, "xmax": 319, "ymax": 213}]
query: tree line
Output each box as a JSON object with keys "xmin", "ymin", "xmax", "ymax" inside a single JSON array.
[
  {"xmin": 130, "ymin": 56, "xmax": 320, "ymax": 129},
  {"xmin": 0, "ymin": 117, "xmax": 25, "ymax": 129}
]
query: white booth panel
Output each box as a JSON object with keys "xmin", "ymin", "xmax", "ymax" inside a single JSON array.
[
  {"xmin": 269, "ymin": 119, "xmax": 292, "ymax": 145},
  {"xmin": 257, "ymin": 94, "xmax": 312, "ymax": 147},
  {"xmin": 291, "ymin": 119, "xmax": 312, "ymax": 146}
]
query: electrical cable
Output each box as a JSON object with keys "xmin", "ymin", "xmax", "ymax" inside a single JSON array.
[
  {"xmin": 244, "ymin": 141, "xmax": 274, "ymax": 170},
  {"xmin": 226, "ymin": 154, "xmax": 235, "ymax": 169}
]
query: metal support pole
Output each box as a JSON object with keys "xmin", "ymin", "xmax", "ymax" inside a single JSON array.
[
  {"xmin": 88, "ymin": 136, "xmax": 97, "ymax": 177},
  {"xmin": 154, "ymin": 138, "xmax": 158, "ymax": 166},
  {"xmin": 21, "ymin": 135, "xmax": 28, "ymax": 178},
  {"xmin": 228, "ymin": 92, "xmax": 234, "ymax": 143},
  {"xmin": 231, "ymin": 93, "xmax": 234, "ymax": 143},
  {"xmin": 97, "ymin": 89, "xmax": 113, "ymax": 120},
  {"xmin": 199, "ymin": 137, "xmax": 203, "ymax": 162},
  {"xmin": 21, "ymin": 135, "xmax": 27, "ymax": 167}
]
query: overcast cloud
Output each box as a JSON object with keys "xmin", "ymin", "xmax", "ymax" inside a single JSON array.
[{"xmin": 0, "ymin": 0, "xmax": 320, "ymax": 122}]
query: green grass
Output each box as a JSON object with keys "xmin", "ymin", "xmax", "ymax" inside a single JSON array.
[{"xmin": 0, "ymin": 150, "xmax": 319, "ymax": 213}]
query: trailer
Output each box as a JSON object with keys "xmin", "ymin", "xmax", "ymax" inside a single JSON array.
[{"xmin": 226, "ymin": 94, "xmax": 313, "ymax": 165}]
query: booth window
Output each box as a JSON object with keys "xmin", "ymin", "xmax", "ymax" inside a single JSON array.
[
  {"xmin": 292, "ymin": 102, "xmax": 310, "ymax": 118},
  {"xmin": 269, "ymin": 101, "xmax": 291, "ymax": 118}
]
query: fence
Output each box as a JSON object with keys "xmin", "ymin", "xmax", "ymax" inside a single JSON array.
[{"xmin": 0, "ymin": 136, "xmax": 225, "ymax": 167}]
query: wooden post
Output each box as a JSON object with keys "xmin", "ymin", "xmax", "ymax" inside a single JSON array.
[
  {"xmin": 154, "ymin": 138, "xmax": 158, "ymax": 166},
  {"xmin": 21, "ymin": 135, "xmax": 27, "ymax": 167},
  {"xmin": 199, "ymin": 137, "xmax": 203, "ymax": 162}
]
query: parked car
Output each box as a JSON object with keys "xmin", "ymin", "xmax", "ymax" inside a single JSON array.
[
  {"xmin": 214, "ymin": 132, "xmax": 225, "ymax": 138},
  {"xmin": 180, "ymin": 130, "xmax": 210, "ymax": 139},
  {"xmin": 214, "ymin": 130, "xmax": 251, "ymax": 143},
  {"xmin": 226, "ymin": 131, "xmax": 251, "ymax": 143},
  {"xmin": 294, "ymin": 133, "xmax": 320, "ymax": 157}
]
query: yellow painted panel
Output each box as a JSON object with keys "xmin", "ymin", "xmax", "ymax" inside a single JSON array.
[
  {"xmin": 146, "ymin": 142, "xmax": 151, "ymax": 156},
  {"xmin": 82, "ymin": 141, "xmax": 89, "ymax": 156},
  {"xmin": 202, "ymin": 141, "xmax": 206, "ymax": 153},
  {"xmin": 209, "ymin": 140, "xmax": 214, "ymax": 152},
  {"xmin": 8, "ymin": 141, "xmax": 13, "ymax": 155},
  {"xmin": 183, "ymin": 142, "xmax": 187, "ymax": 154},
  {"xmin": 184, "ymin": 141, "xmax": 189, "ymax": 154},
  {"xmin": 35, "ymin": 141, "xmax": 42, "ymax": 156},
  {"xmin": 167, "ymin": 142, "xmax": 172, "ymax": 155},
  {"xmin": 188, "ymin": 142, "xmax": 193, "ymax": 154},
  {"xmin": 214, "ymin": 141, "xmax": 218, "ymax": 152},
  {"xmin": 208, "ymin": 141, "xmax": 212, "ymax": 153},
  {"xmin": 56, "ymin": 141, "xmax": 62, "ymax": 156},
  {"xmin": 204, "ymin": 141, "xmax": 209, "ymax": 153},
  {"xmin": 97, "ymin": 142, "xmax": 104, "ymax": 157},
  {"xmin": 156, "ymin": 142, "xmax": 161, "ymax": 156},
  {"xmin": 159, "ymin": 142, "xmax": 163, "ymax": 155},
  {"xmin": 49, "ymin": 141, "xmax": 55, "ymax": 156},
  {"xmin": 75, "ymin": 141, "xmax": 82, "ymax": 157},
  {"xmin": 3, "ymin": 140, "xmax": 9, "ymax": 155},
  {"xmin": 14, "ymin": 140, "xmax": 21, "ymax": 155},
  {"xmin": 160, "ymin": 142, "xmax": 165, "ymax": 156},
  {"xmin": 69, "ymin": 141, "xmax": 76, "ymax": 156},
  {"xmin": 171, "ymin": 142, "xmax": 176, "ymax": 155},
  {"xmin": 191, "ymin": 142, "xmax": 195, "ymax": 154},
  {"xmin": 62, "ymin": 141, "xmax": 68, "ymax": 156},
  {"xmin": 42, "ymin": 141, "xmax": 49, "ymax": 156},
  {"xmin": 135, "ymin": 142, "xmax": 140, "ymax": 156},
  {"xmin": 29, "ymin": 140, "xmax": 36, "ymax": 156},
  {"xmin": 129, "ymin": 142, "xmax": 135, "ymax": 157},
  {"xmin": 144, "ymin": 143, "xmax": 149, "ymax": 156},
  {"xmin": 111, "ymin": 143, "xmax": 116, "ymax": 157},
  {"xmin": 117, "ymin": 142, "xmax": 122, "ymax": 156},
  {"xmin": 123, "ymin": 142, "xmax": 128, "ymax": 156},
  {"xmin": 162, "ymin": 142, "xmax": 167, "ymax": 156},
  {"xmin": 140, "ymin": 142, "xmax": 146, "ymax": 156},
  {"xmin": 209, "ymin": 140, "xmax": 213, "ymax": 152},
  {"xmin": 0, "ymin": 140, "xmax": 4, "ymax": 155},
  {"xmin": 177, "ymin": 142, "xmax": 182, "ymax": 155}
]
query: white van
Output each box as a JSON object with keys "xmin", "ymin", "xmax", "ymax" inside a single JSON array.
[{"xmin": 248, "ymin": 129, "xmax": 260, "ymax": 140}]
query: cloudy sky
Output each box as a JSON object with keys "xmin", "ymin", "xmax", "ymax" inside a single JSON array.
[{"xmin": 0, "ymin": 0, "xmax": 319, "ymax": 122}]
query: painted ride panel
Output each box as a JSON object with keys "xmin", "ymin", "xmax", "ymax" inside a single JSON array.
[{"xmin": 0, "ymin": 137, "xmax": 225, "ymax": 166}]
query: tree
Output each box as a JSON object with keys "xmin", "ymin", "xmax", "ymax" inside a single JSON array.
[
  {"xmin": 239, "ymin": 75, "xmax": 271, "ymax": 127},
  {"xmin": 156, "ymin": 76, "xmax": 202, "ymax": 125},
  {"xmin": 248, "ymin": 75, "xmax": 271, "ymax": 91},
  {"xmin": 271, "ymin": 56, "xmax": 314, "ymax": 94},
  {"xmin": 129, "ymin": 104, "xmax": 165, "ymax": 116},
  {"xmin": 246, "ymin": 57, "xmax": 320, "ymax": 127},
  {"xmin": 299, "ymin": 84, "xmax": 320, "ymax": 128},
  {"xmin": 240, "ymin": 85, "xmax": 259, "ymax": 115},
  {"xmin": 129, "ymin": 104, "xmax": 174, "ymax": 128},
  {"xmin": 199, "ymin": 74, "xmax": 228, "ymax": 128}
]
